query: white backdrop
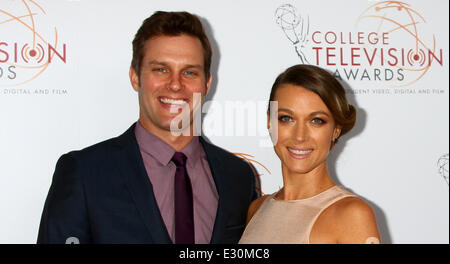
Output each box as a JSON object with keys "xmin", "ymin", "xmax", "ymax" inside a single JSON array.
[{"xmin": 0, "ymin": 0, "xmax": 448, "ymax": 243}]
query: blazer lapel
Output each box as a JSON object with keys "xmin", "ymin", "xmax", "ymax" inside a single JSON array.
[
  {"xmin": 199, "ymin": 137, "xmax": 228, "ymax": 244},
  {"xmin": 114, "ymin": 124, "xmax": 172, "ymax": 244}
]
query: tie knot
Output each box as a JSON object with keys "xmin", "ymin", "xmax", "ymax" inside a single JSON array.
[{"xmin": 172, "ymin": 152, "xmax": 187, "ymax": 167}]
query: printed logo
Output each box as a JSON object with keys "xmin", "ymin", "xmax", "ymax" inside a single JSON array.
[
  {"xmin": 234, "ymin": 153, "xmax": 271, "ymax": 195},
  {"xmin": 276, "ymin": 1, "xmax": 445, "ymax": 92},
  {"xmin": 355, "ymin": 1, "xmax": 443, "ymax": 87},
  {"xmin": 438, "ymin": 154, "xmax": 449, "ymax": 186},
  {"xmin": 0, "ymin": 0, "xmax": 67, "ymax": 88},
  {"xmin": 275, "ymin": 4, "xmax": 310, "ymax": 64}
]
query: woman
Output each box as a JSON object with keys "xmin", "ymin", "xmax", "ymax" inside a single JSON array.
[{"xmin": 239, "ymin": 65, "xmax": 380, "ymax": 244}]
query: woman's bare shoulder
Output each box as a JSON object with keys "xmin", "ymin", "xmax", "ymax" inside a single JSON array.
[
  {"xmin": 311, "ymin": 196, "xmax": 381, "ymax": 244},
  {"xmin": 330, "ymin": 196, "xmax": 381, "ymax": 243}
]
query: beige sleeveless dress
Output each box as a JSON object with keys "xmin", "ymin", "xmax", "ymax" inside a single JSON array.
[{"xmin": 239, "ymin": 185, "xmax": 357, "ymax": 244}]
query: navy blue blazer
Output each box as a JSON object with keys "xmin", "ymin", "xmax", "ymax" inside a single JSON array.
[{"xmin": 37, "ymin": 123, "xmax": 258, "ymax": 244}]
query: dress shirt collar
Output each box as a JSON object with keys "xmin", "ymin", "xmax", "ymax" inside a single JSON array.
[{"xmin": 134, "ymin": 121, "xmax": 203, "ymax": 166}]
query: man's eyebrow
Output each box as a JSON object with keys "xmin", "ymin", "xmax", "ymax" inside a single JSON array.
[
  {"xmin": 184, "ymin": 64, "xmax": 203, "ymax": 69},
  {"xmin": 147, "ymin": 61, "xmax": 203, "ymax": 69},
  {"xmin": 147, "ymin": 60, "xmax": 168, "ymax": 66}
]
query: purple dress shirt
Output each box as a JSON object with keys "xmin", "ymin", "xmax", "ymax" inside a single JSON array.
[{"xmin": 134, "ymin": 122, "xmax": 218, "ymax": 244}]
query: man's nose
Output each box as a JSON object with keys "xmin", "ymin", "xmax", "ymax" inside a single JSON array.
[{"xmin": 168, "ymin": 73, "xmax": 183, "ymax": 92}]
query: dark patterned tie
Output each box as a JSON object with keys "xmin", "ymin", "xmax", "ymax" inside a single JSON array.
[{"xmin": 172, "ymin": 152, "xmax": 194, "ymax": 244}]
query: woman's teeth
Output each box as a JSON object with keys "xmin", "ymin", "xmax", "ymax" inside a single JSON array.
[{"xmin": 288, "ymin": 148, "xmax": 312, "ymax": 155}]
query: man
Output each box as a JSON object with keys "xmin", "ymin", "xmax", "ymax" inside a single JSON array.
[{"xmin": 37, "ymin": 11, "xmax": 258, "ymax": 244}]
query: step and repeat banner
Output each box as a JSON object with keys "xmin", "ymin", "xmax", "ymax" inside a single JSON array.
[{"xmin": 0, "ymin": 0, "xmax": 448, "ymax": 243}]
